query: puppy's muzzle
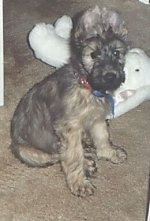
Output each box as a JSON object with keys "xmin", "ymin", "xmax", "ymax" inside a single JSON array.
[
  {"xmin": 104, "ymin": 72, "xmax": 117, "ymax": 82},
  {"xmin": 103, "ymin": 70, "xmax": 125, "ymax": 83}
]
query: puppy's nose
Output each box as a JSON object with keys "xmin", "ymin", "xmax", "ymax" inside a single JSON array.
[{"xmin": 105, "ymin": 72, "xmax": 116, "ymax": 81}]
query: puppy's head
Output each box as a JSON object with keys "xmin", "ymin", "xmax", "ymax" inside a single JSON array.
[{"xmin": 71, "ymin": 6, "xmax": 128, "ymax": 92}]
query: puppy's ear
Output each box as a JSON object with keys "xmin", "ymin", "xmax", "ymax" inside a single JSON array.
[
  {"xmin": 73, "ymin": 5, "xmax": 101, "ymax": 42},
  {"xmin": 79, "ymin": 5, "xmax": 100, "ymax": 31},
  {"xmin": 101, "ymin": 8, "xmax": 128, "ymax": 40}
]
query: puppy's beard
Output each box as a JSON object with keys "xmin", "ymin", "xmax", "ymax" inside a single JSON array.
[
  {"xmin": 83, "ymin": 53, "xmax": 126, "ymax": 92},
  {"xmin": 87, "ymin": 74, "xmax": 125, "ymax": 92}
]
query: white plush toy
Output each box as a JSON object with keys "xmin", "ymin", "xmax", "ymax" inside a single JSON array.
[
  {"xmin": 28, "ymin": 16, "xmax": 150, "ymax": 119},
  {"xmin": 110, "ymin": 48, "xmax": 150, "ymax": 118},
  {"xmin": 29, "ymin": 15, "xmax": 72, "ymax": 68}
]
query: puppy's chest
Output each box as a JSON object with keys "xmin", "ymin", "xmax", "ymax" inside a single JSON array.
[{"xmin": 65, "ymin": 87, "xmax": 107, "ymax": 122}]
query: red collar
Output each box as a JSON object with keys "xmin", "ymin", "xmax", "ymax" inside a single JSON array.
[
  {"xmin": 80, "ymin": 76, "xmax": 91, "ymax": 89},
  {"xmin": 74, "ymin": 72, "xmax": 91, "ymax": 89}
]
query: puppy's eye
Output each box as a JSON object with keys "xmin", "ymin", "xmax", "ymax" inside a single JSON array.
[
  {"xmin": 113, "ymin": 50, "xmax": 120, "ymax": 58},
  {"xmin": 91, "ymin": 51, "xmax": 101, "ymax": 59}
]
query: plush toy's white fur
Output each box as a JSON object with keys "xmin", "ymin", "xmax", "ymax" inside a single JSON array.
[
  {"xmin": 28, "ymin": 16, "xmax": 150, "ymax": 119},
  {"xmin": 110, "ymin": 48, "xmax": 150, "ymax": 118},
  {"xmin": 29, "ymin": 15, "xmax": 72, "ymax": 68}
]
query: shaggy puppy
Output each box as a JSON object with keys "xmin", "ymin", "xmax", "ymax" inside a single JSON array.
[{"xmin": 11, "ymin": 6, "xmax": 127, "ymax": 196}]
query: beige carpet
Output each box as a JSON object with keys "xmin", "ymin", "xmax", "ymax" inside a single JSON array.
[{"xmin": 1, "ymin": 0, "xmax": 150, "ymax": 220}]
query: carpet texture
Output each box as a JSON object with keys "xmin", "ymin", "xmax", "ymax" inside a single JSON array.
[{"xmin": 1, "ymin": 0, "xmax": 150, "ymax": 220}]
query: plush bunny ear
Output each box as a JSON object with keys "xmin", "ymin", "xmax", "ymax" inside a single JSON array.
[
  {"xmin": 101, "ymin": 8, "xmax": 128, "ymax": 40},
  {"xmin": 73, "ymin": 5, "xmax": 101, "ymax": 42}
]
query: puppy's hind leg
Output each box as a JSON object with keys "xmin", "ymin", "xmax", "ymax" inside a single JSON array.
[
  {"xmin": 10, "ymin": 143, "xmax": 60, "ymax": 167},
  {"xmin": 82, "ymin": 140, "xmax": 97, "ymax": 178}
]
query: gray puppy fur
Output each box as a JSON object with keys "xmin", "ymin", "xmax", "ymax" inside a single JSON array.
[{"xmin": 10, "ymin": 6, "xmax": 128, "ymax": 197}]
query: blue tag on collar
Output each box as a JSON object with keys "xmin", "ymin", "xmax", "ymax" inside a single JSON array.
[
  {"xmin": 93, "ymin": 90, "xmax": 104, "ymax": 97},
  {"xmin": 93, "ymin": 90, "xmax": 115, "ymax": 117}
]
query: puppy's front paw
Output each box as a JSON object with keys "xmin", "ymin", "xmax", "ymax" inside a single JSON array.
[
  {"xmin": 110, "ymin": 147, "xmax": 127, "ymax": 164},
  {"xmin": 97, "ymin": 145, "xmax": 127, "ymax": 164},
  {"xmin": 69, "ymin": 178, "xmax": 95, "ymax": 197}
]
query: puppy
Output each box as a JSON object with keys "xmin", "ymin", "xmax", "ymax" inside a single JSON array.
[{"xmin": 11, "ymin": 6, "xmax": 127, "ymax": 196}]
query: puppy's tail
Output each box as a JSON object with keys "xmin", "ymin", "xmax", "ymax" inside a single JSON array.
[{"xmin": 10, "ymin": 143, "xmax": 60, "ymax": 167}]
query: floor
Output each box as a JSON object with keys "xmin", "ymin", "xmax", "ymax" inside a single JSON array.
[
  {"xmin": 0, "ymin": 0, "xmax": 4, "ymax": 106},
  {"xmin": 1, "ymin": 0, "xmax": 150, "ymax": 220}
]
